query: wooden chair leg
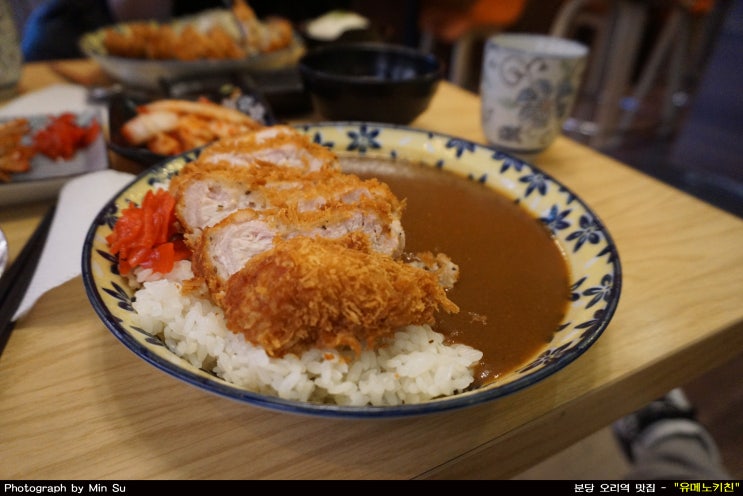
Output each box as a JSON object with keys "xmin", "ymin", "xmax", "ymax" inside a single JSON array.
[
  {"xmin": 450, "ymin": 31, "xmax": 479, "ymax": 88},
  {"xmin": 615, "ymin": 7, "xmax": 688, "ymax": 138},
  {"xmin": 550, "ymin": 0, "xmax": 649, "ymax": 148},
  {"xmin": 588, "ymin": 1, "xmax": 648, "ymax": 148}
]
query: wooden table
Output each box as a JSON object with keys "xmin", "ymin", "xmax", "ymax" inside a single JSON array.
[{"xmin": 2, "ymin": 60, "xmax": 742, "ymax": 480}]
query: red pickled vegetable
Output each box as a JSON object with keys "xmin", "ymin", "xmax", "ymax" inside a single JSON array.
[
  {"xmin": 32, "ymin": 112, "xmax": 101, "ymax": 160},
  {"xmin": 106, "ymin": 189, "xmax": 191, "ymax": 275}
]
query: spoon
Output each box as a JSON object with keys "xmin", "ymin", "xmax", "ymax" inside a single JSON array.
[{"xmin": 0, "ymin": 227, "xmax": 7, "ymax": 278}]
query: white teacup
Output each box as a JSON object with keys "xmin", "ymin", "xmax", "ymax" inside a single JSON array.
[{"xmin": 480, "ymin": 33, "xmax": 588, "ymax": 154}]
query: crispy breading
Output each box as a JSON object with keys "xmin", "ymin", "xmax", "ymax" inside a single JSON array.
[
  {"xmin": 190, "ymin": 199, "xmax": 406, "ymax": 304},
  {"xmin": 170, "ymin": 163, "xmax": 403, "ymax": 239},
  {"xmin": 170, "ymin": 124, "xmax": 458, "ymax": 358},
  {"xmin": 102, "ymin": 23, "xmax": 152, "ymax": 58},
  {"xmin": 222, "ymin": 235, "xmax": 459, "ymax": 358},
  {"xmin": 0, "ymin": 118, "xmax": 34, "ymax": 182},
  {"xmin": 100, "ymin": 0, "xmax": 293, "ymax": 60},
  {"xmin": 195, "ymin": 125, "xmax": 340, "ymax": 173}
]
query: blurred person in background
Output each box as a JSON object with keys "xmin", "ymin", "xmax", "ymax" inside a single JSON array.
[{"xmin": 614, "ymin": 388, "xmax": 733, "ymax": 480}]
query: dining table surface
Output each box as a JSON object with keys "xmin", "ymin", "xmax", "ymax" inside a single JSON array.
[{"xmin": 1, "ymin": 59, "xmax": 742, "ymax": 480}]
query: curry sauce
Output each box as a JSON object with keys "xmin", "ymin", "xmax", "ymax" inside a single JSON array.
[{"xmin": 343, "ymin": 157, "xmax": 571, "ymax": 387}]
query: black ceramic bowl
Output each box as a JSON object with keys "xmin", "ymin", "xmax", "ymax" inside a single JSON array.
[
  {"xmin": 107, "ymin": 75, "xmax": 277, "ymax": 167},
  {"xmin": 298, "ymin": 43, "xmax": 443, "ymax": 124}
]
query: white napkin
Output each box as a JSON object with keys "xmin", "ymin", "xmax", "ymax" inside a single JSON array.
[
  {"xmin": 13, "ymin": 169, "xmax": 135, "ymax": 321},
  {"xmin": 0, "ymin": 83, "xmax": 101, "ymax": 117}
]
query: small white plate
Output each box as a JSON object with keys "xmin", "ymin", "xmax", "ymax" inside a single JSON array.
[{"xmin": 0, "ymin": 109, "xmax": 108, "ymax": 207}]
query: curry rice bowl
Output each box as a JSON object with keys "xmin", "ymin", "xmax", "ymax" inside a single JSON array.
[{"xmin": 131, "ymin": 261, "xmax": 483, "ymax": 406}]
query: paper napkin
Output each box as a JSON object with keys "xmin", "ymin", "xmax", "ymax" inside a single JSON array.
[
  {"xmin": 0, "ymin": 83, "xmax": 101, "ymax": 117},
  {"xmin": 13, "ymin": 169, "xmax": 135, "ymax": 320}
]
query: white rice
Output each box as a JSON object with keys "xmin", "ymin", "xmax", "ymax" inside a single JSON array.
[{"xmin": 130, "ymin": 261, "xmax": 483, "ymax": 406}]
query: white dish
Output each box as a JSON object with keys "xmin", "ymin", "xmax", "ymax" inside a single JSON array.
[
  {"xmin": 0, "ymin": 109, "xmax": 108, "ymax": 207},
  {"xmin": 0, "ymin": 84, "xmax": 95, "ymax": 116}
]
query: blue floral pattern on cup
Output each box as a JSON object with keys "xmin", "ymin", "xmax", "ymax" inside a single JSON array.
[{"xmin": 481, "ymin": 34, "xmax": 588, "ymax": 153}]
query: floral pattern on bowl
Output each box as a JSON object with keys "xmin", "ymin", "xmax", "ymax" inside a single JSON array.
[{"xmin": 82, "ymin": 122, "xmax": 621, "ymax": 418}]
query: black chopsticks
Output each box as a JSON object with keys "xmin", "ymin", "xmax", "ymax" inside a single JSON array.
[{"xmin": 0, "ymin": 205, "xmax": 56, "ymax": 356}]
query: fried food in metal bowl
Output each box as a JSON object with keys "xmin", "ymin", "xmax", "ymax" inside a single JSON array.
[{"xmin": 80, "ymin": 0, "xmax": 305, "ymax": 91}]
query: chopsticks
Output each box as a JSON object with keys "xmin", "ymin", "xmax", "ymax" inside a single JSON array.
[{"xmin": 0, "ymin": 205, "xmax": 56, "ymax": 356}]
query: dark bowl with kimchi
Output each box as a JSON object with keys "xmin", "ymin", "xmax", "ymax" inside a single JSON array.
[{"xmin": 107, "ymin": 78, "xmax": 276, "ymax": 167}]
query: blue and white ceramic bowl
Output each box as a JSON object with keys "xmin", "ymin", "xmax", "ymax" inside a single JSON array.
[{"xmin": 82, "ymin": 122, "xmax": 621, "ymax": 418}]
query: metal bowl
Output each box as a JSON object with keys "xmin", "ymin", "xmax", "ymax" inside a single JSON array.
[{"xmin": 79, "ymin": 25, "xmax": 306, "ymax": 92}]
